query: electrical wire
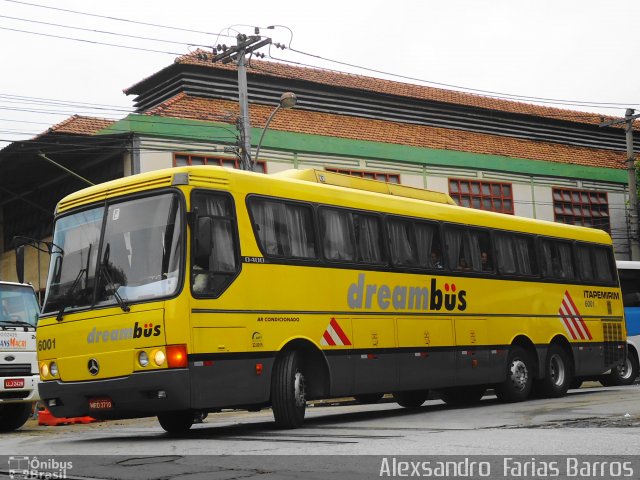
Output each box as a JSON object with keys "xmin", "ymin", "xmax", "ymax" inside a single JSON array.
[
  {"xmin": 1, "ymin": 0, "xmax": 235, "ymax": 38},
  {"xmin": 263, "ymin": 51, "xmax": 637, "ymax": 114},
  {"xmin": 3, "ymin": 2, "xmax": 636, "ymax": 112},
  {"xmin": 0, "ymin": 25, "xmax": 183, "ymax": 55},
  {"xmin": 0, "ymin": 14, "xmax": 213, "ymax": 48}
]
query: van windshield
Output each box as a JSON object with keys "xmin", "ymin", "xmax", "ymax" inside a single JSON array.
[
  {"xmin": 43, "ymin": 193, "xmax": 183, "ymax": 315},
  {"xmin": 0, "ymin": 284, "xmax": 39, "ymax": 327}
]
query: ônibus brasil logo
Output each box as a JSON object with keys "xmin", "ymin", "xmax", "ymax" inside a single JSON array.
[
  {"xmin": 347, "ymin": 274, "xmax": 467, "ymax": 312},
  {"xmin": 87, "ymin": 322, "xmax": 161, "ymax": 344}
]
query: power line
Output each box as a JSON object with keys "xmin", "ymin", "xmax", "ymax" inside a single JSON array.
[
  {"xmin": 262, "ymin": 32, "xmax": 640, "ymax": 111},
  {"xmin": 0, "ymin": 14, "xmax": 213, "ymax": 48},
  {"xmin": 0, "ymin": 25, "xmax": 183, "ymax": 55},
  {"xmin": 0, "ymin": 93, "xmax": 131, "ymax": 111},
  {"xmin": 1, "ymin": 0, "xmax": 235, "ymax": 38},
  {"xmin": 0, "ymin": 117, "xmax": 51, "ymax": 125}
]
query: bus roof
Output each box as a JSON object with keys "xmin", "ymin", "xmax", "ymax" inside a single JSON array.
[{"xmin": 55, "ymin": 165, "xmax": 612, "ymax": 245}]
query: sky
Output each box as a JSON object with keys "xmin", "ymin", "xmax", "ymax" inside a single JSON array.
[{"xmin": 1, "ymin": 0, "xmax": 639, "ymax": 150}]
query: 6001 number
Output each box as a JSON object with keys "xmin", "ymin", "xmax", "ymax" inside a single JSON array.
[{"xmin": 38, "ymin": 338, "xmax": 56, "ymax": 351}]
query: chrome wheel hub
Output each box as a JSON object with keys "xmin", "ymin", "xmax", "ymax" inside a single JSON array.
[
  {"xmin": 549, "ymin": 354, "xmax": 566, "ymax": 387},
  {"xmin": 509, "ymin": 359, "xmax": 529, "ymax": 391},
  {"xmin": 294, "ymin": 371, "xmax": 306, "ymax": 407}
]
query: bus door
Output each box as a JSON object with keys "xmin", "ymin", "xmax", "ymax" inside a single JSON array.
[{"xmin": 396, "ymin": 316, "xmax": 455, "ymax": 390}]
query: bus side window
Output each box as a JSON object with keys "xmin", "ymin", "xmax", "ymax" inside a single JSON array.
[
  {"xmin": 540, "ymin": 238, "xmax": 575, "ymax": 280},
  {"xmin": 575, "ymin": 243, "xmax": 594, "ymax": 280},
  {"xmin": 388, "ymin": 218, "xmax": 417, "ymax": 267},
  {"xmin": 249, "ymin": 198, "xmax": 317, "ymax": 259},
  {"xmin": 415, "ymin": 221, "xmax": 443, "ymax": 270},
  {"xmin": 319, "ymin": 208, "xmax": 355, "ymax": 262},
  {"xmin": 495, "ymin": 232, "xmax": 537, "ymax": 276},
  {"xmin": 592, "ymin": 246, "xmax": 614, "ymax": 282},
  {"xmin": 443, "ymin": 225, "xmax": 490, "ymax": 273},
  {"xmin": 353, "ymin": 213, "xmax": 384, "ymax": 264},
  {"xmin": 191, "ymin": 193, "xmax": 239, "ymax": 296}
]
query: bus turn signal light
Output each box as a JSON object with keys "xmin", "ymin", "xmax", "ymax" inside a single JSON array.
[{"xmin": 166, "ymin": 344, "xmax": 188, "ymax": 368}]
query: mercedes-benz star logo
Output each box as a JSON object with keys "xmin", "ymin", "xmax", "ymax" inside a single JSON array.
[{"xmin": 88, "ymin": 358, "xmax": 100, "ymax": 376}]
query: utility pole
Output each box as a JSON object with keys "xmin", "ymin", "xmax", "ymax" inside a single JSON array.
[
  {"xmin": 211, "ymin": 33, "xmax": 272, "ymax": 171},
  {"xmin": 600, "ymin": 109, "xmax": 640, "ymax": 259}
]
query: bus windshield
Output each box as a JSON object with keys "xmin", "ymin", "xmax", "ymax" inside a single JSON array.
[{"xmin": 43, "ymin": 192, "xmax": 183, "ymax": 314}]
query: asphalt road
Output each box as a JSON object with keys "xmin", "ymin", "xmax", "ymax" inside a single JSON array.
[{"xmin": 0, "ymin": 384, "xmax": 639, "ymax": 479}]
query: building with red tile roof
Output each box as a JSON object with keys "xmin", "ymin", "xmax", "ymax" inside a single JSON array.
[{"xmin": 1, "ymin": 51, "xmax": 638, "ymax": 283}]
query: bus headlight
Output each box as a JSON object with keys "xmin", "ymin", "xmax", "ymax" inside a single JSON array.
[
  {"xmin": 49, "ymin": 361, "xmax": 58, "ymax": 377},
  {"xmin": 138, "ymin": 351, "xmax": 149, "ymax": 367},
  {"xmin": 40, "ymin": 362, "xmax": 49, "ymax": 378},
  {"xmin": 153, "ymin": 349, "xmax": 166, "ymax": 367}
]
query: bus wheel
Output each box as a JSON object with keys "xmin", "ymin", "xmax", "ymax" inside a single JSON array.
[
  {"xmin": 534, "ymin": 344, "xmax": 572, "ymax": 398},
  {"xmin": 392, "ymin": 390, "xmax": 428, "ymax": 408},
  {"xmin": 272, "ymin": 350, "xmax": 306, "ymax": 428},
  {"xmin": 440, "ymin": 386, "xmax": 486, "ymax": 406},
  {"xmin": 354, "ymin": 393, "xmax": 384, "ymax": 404},
  {"xmin": 157, "ymin": 410, "xmax": 194, "ymax": 434},
  {"xmin": 600, "ymin": 350, "xmax": 639, "ymax": 386},
  {"xmin": 0, "ymin": 403, "xmax": 32, "ymax": 432},
  {"xmin": 495, "ymin": 346, "xmax": 532, "ymax": 403}
]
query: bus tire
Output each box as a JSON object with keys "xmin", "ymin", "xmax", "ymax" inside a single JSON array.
[
  {"xmin": 495, "ymin": 346, "xmax": 533, "ymax": 403},
  {"xmin": 354, "ymin": 393, "xmax": 384, "ymax": 404},
  {"xmin": 157, "ymin": 410, "xmax": 194, "ymax": 434},
  {"xmin": 392, "ymin": 390, "xmax": 428, "ymax": 408},
  {"xmin": 271, "ymin": 350, "xmax": 306, "ymax": 429},
  {"xmin": 534, "ymin": 344, "xmax": 572, "ymax": 398},
  {"xmin": 600, "ymin": 349, "xmax": 639, "ymax": 386},
  {"xmin": 0, "ymin": 403, "xmax": 32, "ymax": 432},
  {"xmin": 440, "ymin": 386, "xmax": 486, "ymax": 406}
]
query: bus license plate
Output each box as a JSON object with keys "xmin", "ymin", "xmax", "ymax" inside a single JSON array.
[
  {"xmin": 88, "ymin": 397, "xmax": 113, "ymax": 410},
  {"xmin": 4, "ymin": 378, "xmax": 24, "ymax": 389}
]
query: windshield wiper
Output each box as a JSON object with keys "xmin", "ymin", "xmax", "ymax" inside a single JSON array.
[
  {"xmin": 0, "ymin": 319, "xmax": 35, "ymax": 329},
  {"xmin": 99, "ymin": 264, "xmax": 130, "ymax": 313},
  {"xmin": 56, "ymin": 267, "xmax": 87, "ymax": 321}
]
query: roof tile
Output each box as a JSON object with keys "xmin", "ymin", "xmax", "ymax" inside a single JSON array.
[
  {"xmin": 42, "ymin": 115, "xmax": 115, "ymax": 136},
  {"xmin": 145, "ymin": 94, "xmax": 626, "ymax": 171},
  {"xmin": 172, "ymin": 51, "xmax": 625, "ymax": 128}
]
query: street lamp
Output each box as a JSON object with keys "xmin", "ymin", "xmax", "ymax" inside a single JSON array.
[{"xmin": 253, "ymin": 92, "xmax": 297, "ymax": 170}]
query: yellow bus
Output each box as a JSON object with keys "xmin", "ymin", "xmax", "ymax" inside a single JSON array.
[{"xmin": 35, "ymin": 166, "xmax": 626, "ymax": 432}]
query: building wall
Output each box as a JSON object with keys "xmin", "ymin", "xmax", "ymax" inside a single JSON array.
[{"xmin": 132, "ymin": 135, "xmax": 630, "ymax": 258}]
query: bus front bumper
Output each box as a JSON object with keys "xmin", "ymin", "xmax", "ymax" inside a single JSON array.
[{"xmin": 38, "ymin": 369, "xmax": 190, "ymax": 420}]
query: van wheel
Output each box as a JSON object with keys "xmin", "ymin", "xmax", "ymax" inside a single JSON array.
[
  {"xmin": 495, "ymin": 346, "xmax": 533, "ymax": 403},
  {"xmin": 440, "ymin": 386, "xmax": 486, "ymax": 406},
  {"xmin": 272, "ymin": 351, "xmax": 306, "ymax": 428},
  {"xmin": 534, "ymin": 344, "xmax": 572, "ymax": 398},
  {"xmin": 354, "ymin": 393, "xmax": 384, "ymax": 404},
  {"xmin": 600, "ymin": 350, "xmax": 639, "ymax": 386},
  {"xmin": 158, "ymin": 410, "xmax": 194, "ymax": 434},
  {"xmin": 392, "ymin": 390, "xmax": 428, "ymax": 408},
  {"xmin": 0, "ymin": 403, "xmax": 32, "ymax": 432}
]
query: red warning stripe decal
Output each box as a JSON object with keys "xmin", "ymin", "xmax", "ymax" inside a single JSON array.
[
  {"xmin": 320, "ymin": 317, "xmax": 351, "ymax": 346},
  {"xmin": 558, "ymin": 290, "xmax": 592, "ymax": 340}
]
